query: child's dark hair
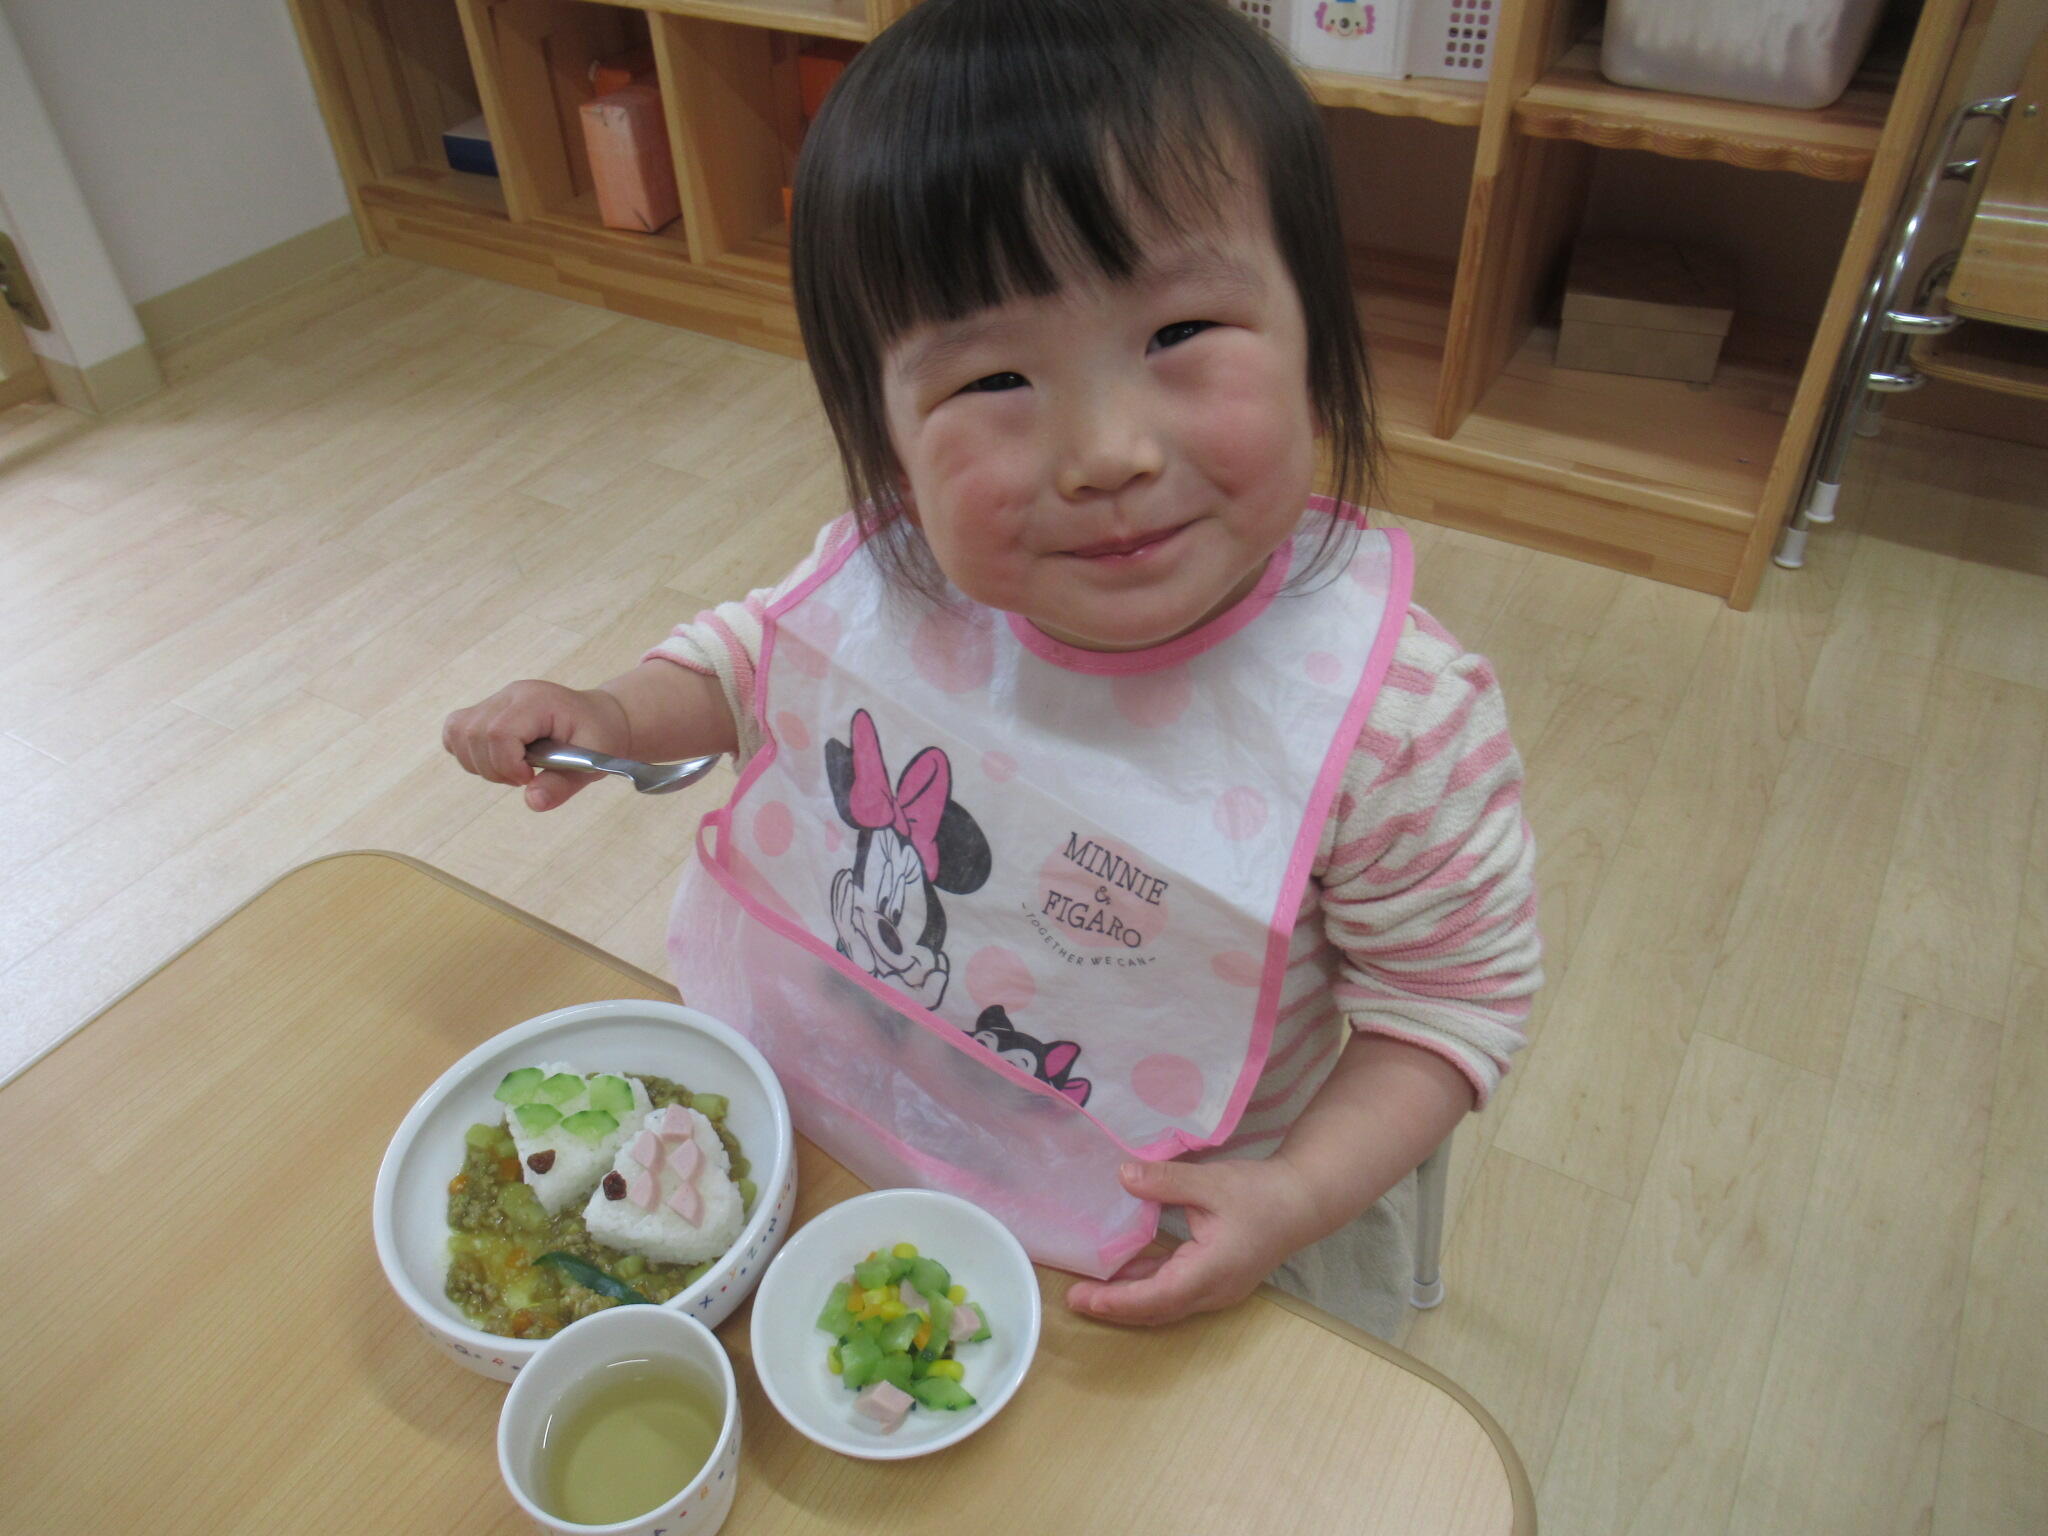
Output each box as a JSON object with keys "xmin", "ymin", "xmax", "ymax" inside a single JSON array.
[{"xmin": 791, "ymin": 0, "xmax": 1381, "ymax": 593}]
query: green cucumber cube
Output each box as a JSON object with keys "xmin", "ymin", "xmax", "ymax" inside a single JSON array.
[
  {"xmin": 465, "ymin": 1122, "xmax": 503, "ymax": 1148},
  {"xmin": 538, "ymin": 1072, "xmax": 585, "ymax": 1105},
  {"xmin": 907, "ymin": 1257, "xmax": 951, "ymax": 1300},
  {"xmin": 689, "ymin": 1092, "xmax": 729, "ymax": 1120},
  {"xmin": 880, "ymin": 1314, "xmax": 921, "ymax": 1354},
  {"xmin": 493, "ymin": 1067, "xmax": 545, "ymax": 1105},
  {"xmin": 927, "ymin": 1293, "xmax": 954, "ymax": 1344},
  {"xmin": 514, "ymin": 1102, "xmax": 564, "ymax": 1135},
  {"xmin": 874, "ymin": 1352, "xmax": 915, "ymax": 1393},
  {"xmin": 853, "ymin": 1254, "xmax": 894, "ymax": 1290},
  {"xmin": 817, "ymin": 1283, "xmax": 856, "ymax": 1338},
  {"xmin": 909, "ymin": 1377, "xmax": 975, "ymax": 1411},
  {"xmin": 838, "ymin": 1334, "xmax": 882, "ymax": 1391}
]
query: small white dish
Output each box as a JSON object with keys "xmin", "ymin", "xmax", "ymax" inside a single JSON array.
[
  {"xmin": 374, "ymin": 999, "xmax": 797, "ymax": 1382},
  {"xmin": 499, "ymin": 1304, "xmax": 741, "ymax": 1536},
  {"xmin": 748, "ymin": 1188, "xmax": 1041, "ymax": 1461}
]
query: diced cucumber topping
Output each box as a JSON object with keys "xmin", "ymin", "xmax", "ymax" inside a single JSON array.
[
  {"xmin": 561, "ymin": 1108, "xmax": 619, "ymax": 1143},
  {"xmin": 880, "ymin": 1313, "xmax": 921, "ymax": 1354},
  {"xmin": 514, "ymin": 1102, "xmax": 563, "ymax": 1135},
  {"xmin": 587, "ymin": 1074, "xmax": 634, "ymax": 1115},
  {"xmin": 928, "ymin": 1293, "xmax": 954, "ymax": 1344},
  {"xmin": 465, "ymin": 1122, "xmax": 502, "ymax": 1148},
  {"xmin": 537, "ymin": 1072, "xmax": 585, "ymax": 1105},
  {"xmin": 690, "ymin": 1092, "xmax": 729, "ymax": 1120},
  {"xmin": 493, "ymin": 1067, "xmax": 545, "ymax": 1105}
]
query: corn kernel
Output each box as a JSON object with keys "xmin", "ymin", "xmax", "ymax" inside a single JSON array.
[
  {"xmin": 947, "ymin": 1285, "xmax": 967, "ymax": 1304},
  {"xmin": 892, "ymin": 1242, "xmax": 919, "ymax": 1260},
  {"xmin": 877, "ymin": 1300, "xmax": 907, "ymax": 1320},
  {"xmin": 828, "ymin": 1346, "xmax": 843, "ymax": 1375},
  {"xmin": 928, "ymin": 1359, "xmax": 965, "ymax": 1380}
]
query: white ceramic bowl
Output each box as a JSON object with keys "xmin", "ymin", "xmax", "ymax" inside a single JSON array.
[
  {"xmin": 374, "ymin": 999, "xmax": 797, "ymax": 1382},
  {"xmin": 748, "ymin": 1189, "xmax": 1041, "ymax": 1460}
]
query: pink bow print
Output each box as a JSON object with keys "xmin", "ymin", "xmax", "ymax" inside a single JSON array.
[{"xmin": 845, "ymin": 709, "xmax": 949, "ymax": 882}]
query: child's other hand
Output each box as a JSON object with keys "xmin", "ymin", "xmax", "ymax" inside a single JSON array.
[
  {"xmin": 1064, "ymin": 1157, "xmax": 1324, "ymax": 1327},
  {"xmin": 442, "ymin": 680, "xmax": 631, "ymax": 812}
]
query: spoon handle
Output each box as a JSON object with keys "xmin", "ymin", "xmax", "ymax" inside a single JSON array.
[{"xmin": 525, "ymin": 740, "xmax": 638, "ymax": 778}]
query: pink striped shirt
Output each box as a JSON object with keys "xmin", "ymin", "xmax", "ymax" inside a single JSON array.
[{"xmin": 650, "ymin": 522, "xmax": 1541, "ymax": 1154}]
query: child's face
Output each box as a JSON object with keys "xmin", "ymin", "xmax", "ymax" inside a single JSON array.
[{"xmin": 880, "ymin": 176, "xmax": 1318, "ymax": 652}]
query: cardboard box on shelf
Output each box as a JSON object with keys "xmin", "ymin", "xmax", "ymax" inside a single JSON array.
[
  {"xmin": 579, "ymin": 84, "xmax": 680, "ymax": 235},
  {"xmin": 1556, "ymin": 236, "xmax": 1736, "ymax": 385}
]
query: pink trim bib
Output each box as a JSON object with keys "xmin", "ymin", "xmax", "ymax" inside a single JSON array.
[{"xmin": 669, "ymin": 505, "xmax": 1411, "ymax": 1274}]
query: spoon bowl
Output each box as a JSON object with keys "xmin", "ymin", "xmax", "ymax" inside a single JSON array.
[{"xmin": 526, "ymin": 739, "xmax": 722, "ymax": 794}]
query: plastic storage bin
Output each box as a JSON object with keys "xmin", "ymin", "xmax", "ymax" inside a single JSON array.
[
  {"xmin": 1229, "ymin": 0, "xmax": 1492, "ymax": 82},
  {"xmin": 1600, "ymin": 0, "xmax": 1886, "ymax": 110}
]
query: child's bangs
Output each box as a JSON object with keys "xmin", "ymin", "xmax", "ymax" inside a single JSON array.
[{"xmin": 828, "ymin": 76, "xmax": 1248, "ymax": 345}]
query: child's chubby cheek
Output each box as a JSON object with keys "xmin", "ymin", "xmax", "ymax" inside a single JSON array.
[{"xmin": 909, "ymin": 420, "xmax": 1043, "ymax": 602}]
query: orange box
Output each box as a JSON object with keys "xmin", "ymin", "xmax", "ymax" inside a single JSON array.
[
  {"xmin": 579, "ymin": 84, "xmax": 681, "ymax": 235},
  {"xmin": 798, "ymin": 41, "xmax": 859, "ymax": 118},
  {"xmin": 589, "ymin": 46, "xmax": 655, "ymax": 96}
]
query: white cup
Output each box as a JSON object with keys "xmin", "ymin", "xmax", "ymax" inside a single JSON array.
[{"xmin": 498, "ymin": 1307, "xmax": 741, "ymax": 1536}]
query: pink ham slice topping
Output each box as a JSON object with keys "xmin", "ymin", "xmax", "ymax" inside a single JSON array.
[
  {"xmin": 853, "ymin": 1381, "xmax": 915, "ymax": 1431},
  {"xmin": 617, "ymin": 1108, "xmax": 710, "ymax": 1216},
  {"xmin": 949, "ymin": 1304, "xmax": 982, "ymax": 1343}
]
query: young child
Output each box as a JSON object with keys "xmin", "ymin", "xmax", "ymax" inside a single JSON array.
[{"xmin": 444, "ymin": 0, "xmax": 1539, "ymax": 1340}]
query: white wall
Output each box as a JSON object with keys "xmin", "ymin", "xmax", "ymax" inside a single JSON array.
[
  {"xmin": 0, "ymin": 7, "xmax": 147, "ymax": 370},
  {"xmin": 3, "ymin": 0, "xmax": 352, "ymax": 307}
]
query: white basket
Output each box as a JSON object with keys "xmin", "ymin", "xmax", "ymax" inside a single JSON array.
[
  {"xmin": 1601, "ymin": 0, "xmax": 1884, "ymax": 109},
  {"xmin": 1233, "ymin": 0, "xmax": 1492, "ymax": 83}
]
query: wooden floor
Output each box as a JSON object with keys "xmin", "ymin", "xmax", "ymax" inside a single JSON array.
[{"xmin": 4, "ymin": 256, "xmax": 2044, "ymax": 1534}]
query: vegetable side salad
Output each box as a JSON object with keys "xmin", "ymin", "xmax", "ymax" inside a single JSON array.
[{"xmin": 817, "ymin": 1244, "xmax": 993, "ymax": 1432}]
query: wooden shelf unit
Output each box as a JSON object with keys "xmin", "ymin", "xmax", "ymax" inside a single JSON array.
[
  {"xmin": 1516, "ymin": 40, "xmax": 1892, "ymax": 181},
  {"xmin": 288, "ymin": 0, "xmax": 1977, "ymax": 607}
]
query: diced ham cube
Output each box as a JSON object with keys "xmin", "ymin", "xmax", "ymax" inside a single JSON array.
[
  {"xmin": 949, "ymin": 1304, "xmax": 981, "ymax": 1343},
  {"xmin": 665, "ymin": 1179, "xmax": 704, "ymax": 1225},
  {"xmin": 629, "ymin": 1130, "xmax": 663, "ymax": 1170},
  {"xmin": 854, "ymin": 1381, "xmax": 915, "ymax": 1432},
  {"xmin": 625, "ymin": 1168, "xmax": 657, "ymax": 1209},
  {"xmin": 898, "ymin": 1280, "xmax": 925, "ymax": 1311},
  {"xmin": 666, "ymin": 1139, "xmax": 702, "ymax": 1183}
]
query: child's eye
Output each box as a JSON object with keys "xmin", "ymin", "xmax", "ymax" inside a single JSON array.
[
  {"xmin": 1151, "ymin": 320, "xmax": 1217, "ymax": 350},
  {"xmin": 959, "ymin": 371, "xmax": 1028, "ymax": 394}
]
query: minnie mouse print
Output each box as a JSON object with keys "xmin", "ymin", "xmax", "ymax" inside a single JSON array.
[{"xmin": 825, "ymin": 709, "xmax": 991, "ymax": 1008}]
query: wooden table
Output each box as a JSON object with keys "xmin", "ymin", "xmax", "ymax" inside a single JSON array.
[{"xmin": 0, "ymin": 852, "xmax": 1531, "ymax": 1535}]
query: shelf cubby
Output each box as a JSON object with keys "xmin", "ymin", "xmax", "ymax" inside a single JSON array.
[{"xmin": 1515, "ymin": 39, "xmax": 1893, "ymax": 182}]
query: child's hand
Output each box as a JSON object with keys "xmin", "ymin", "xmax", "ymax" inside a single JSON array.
[
  {"xmin": 1064, "ymin": 1157, "xmax": 1326, "ymax": 1327},
  {"xmin": 442, "ymin": 679, "xmax": 633, "ymax": 812}
]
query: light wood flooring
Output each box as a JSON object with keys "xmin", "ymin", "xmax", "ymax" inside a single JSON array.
[{"xmin": 3, "ymin": 256, "xmax": 2044, "ymax": 1534}]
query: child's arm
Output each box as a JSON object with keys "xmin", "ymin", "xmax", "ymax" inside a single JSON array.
[
  {"xmin": 1064, "ymin": 1039, "xmax": 1471, "ymax": 1325},
  {"xmin": 443, "ymin": 660, "xmax": 738, "ymax": 811}
]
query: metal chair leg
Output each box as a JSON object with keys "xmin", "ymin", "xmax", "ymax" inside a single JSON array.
[{"xmin": 1411, "ymin": 1137, "xmax": 1450, "ymax": 1309}]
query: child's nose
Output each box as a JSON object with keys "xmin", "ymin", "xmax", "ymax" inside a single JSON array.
[{"xmin": 1055, "ymin": 393, "xmax": 1164, "ymax": 500}]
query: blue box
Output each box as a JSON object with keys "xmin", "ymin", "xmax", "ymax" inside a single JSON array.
[{"xmin": 442, "ymin": 114, "xmax": 498, "ymax": 178}]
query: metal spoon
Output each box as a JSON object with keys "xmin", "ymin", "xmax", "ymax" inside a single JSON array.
[{"xmin": 524, "ymin": 739, "xmax": 722, "ymax": 795}]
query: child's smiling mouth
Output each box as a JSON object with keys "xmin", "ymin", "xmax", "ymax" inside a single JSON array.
[{"xmin": 1060, "ymin": 521, "xmax": 1193, "ymax": 563}]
